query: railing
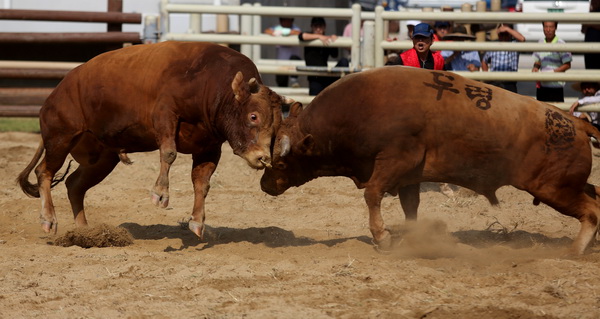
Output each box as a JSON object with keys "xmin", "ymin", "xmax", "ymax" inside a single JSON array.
[
  {"xmin": 3, "ymin": 2, "xmax": 600, "ymax": 117},
  {"xmin": 0, "ymin": 0, "xmax": 145, "ymax": 117},
  {"xmin": 158, "ymin": 2, "xmax": 600, "ymax": 109}
]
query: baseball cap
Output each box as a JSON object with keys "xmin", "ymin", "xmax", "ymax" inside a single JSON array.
[
  {"xmin": 434, "ymin": 21, "xmax": 451, "ymax": 28},
  {"xmin": 412, "ymin": 23, "xmax": 433, "ymax": 38}
]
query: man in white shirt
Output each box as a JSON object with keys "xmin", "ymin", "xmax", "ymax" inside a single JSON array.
[{"xmin": 569, "ymin": 81, "xmax": 600, "ymax": 130}]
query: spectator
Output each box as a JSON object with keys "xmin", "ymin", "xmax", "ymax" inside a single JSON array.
[
  {"xmin": 481, "ymin": 24, "xmax": 526, "ymax": 93},
  {"xmin": 441, "ymin": 25, "xmax": 481, "ymax": 72},
  {"xmin": 264, "ymin": 17, "xmax": 302, "ymax": 88},
  {"xmin": 386, "ymin": 23, "xmax": 444, "ymax": 70},
  {"xmin": 433, "ymin": 21, "xmax": 452, "ymax": 42},
  {"xmin": 532, "ymin": 21, "xmax": 572, "ymax": 102},
  {"xmin": 405, "ymin": 20, "xmax": 421, "ymax": 40},
  {"xmin": 299, "ymin": 17, "xmax": 348, "ymax": 96},
  {"xmin": 569, "ymin": 81, "xmax": 600, "ymax": 130},
  {"xmin": 583, "ymin": 0, "xmax": 600, "ymax": 69}
]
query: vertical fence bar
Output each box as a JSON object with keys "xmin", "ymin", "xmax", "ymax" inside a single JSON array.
[
  {"xmin": 159, "ymin": 0, "xmax": 169, "ymax": 42},
  {"xmin": 143, "ymin": 15, "xmax": 159, "ymax": 44},
  {"xmin": 363, "ymin": 20, "xmax": 375, "ymax": 69},
  {"xmin": 374, "ymin": 6, "xmax": 384, "ymax": 67},
  {"xmin": 351, "ymin": 3, "xmax": 361, "ymax": 71},
  {"xmin": 189, "ymin": 13, "xmax": 201, "ymax": 33},
  {"xmin": 252, "ymin": 2, "xmax": 261, "ymax": 60},
  {"xmin": 240, "ymin": 3, "xmax": 252, "ymax": 59}
]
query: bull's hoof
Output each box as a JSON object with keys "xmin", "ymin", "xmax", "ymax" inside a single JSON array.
[
  {"xmin": 188, "ymin": 220, "xmax": 205, "ymax": 241},
  {"xmin": 151, "ymin": 193, "xmax": 169, "ymax": 208},
  {"xmin": 41, "ymin": 220, "xmax": 57, "ymax": 234},
  {"xmin": 372, "ymin": 231, "xmax": 393, "ymax": 254}
]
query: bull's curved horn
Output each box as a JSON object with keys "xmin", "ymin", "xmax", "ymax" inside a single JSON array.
[
  {"xmin": 248, "ymin": 78, "xmax": 260, "ymax": 94},
  {"xmin": 283, "ymin": 96, "xmax": 295, "ymax": 105},
  {"xmin": 280, "ymin": 135, "xmax": 290, "ymax": 157},
  {"xmin": 231, "ymin": 71, "xmax": 246, "ymax": 102}
]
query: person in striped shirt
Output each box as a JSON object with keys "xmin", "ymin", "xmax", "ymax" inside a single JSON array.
[
  {"xmin": 532, "ymin": 21, "xmax": 572, "ymax": 102},
  {"xmin": 481, "ymin": 24, "xmax": 525, "ymax": 93}
]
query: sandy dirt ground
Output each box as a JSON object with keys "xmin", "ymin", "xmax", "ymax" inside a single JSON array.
[{"xmin": 1, "ymin": 131, "xmax": 600, "ymax": 319}]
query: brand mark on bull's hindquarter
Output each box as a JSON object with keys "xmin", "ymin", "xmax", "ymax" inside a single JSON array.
[{"xmin": 545, "ymin": 109, "xmax": 576, "ymax": 152}]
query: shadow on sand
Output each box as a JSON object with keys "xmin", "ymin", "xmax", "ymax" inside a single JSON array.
[
  {"xmin": 119, "ymin": 222, "xmax": 372, "ymax": 252},
  {"xmin": 120, "ymin": 220, "xmax": 578, "ymax": 254}
]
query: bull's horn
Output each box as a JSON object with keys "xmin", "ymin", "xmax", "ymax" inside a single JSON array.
[
  {"xmin": 283, "ymin": 96, "xmax": 295, "ymax": 105},
  {"xmin": 248, "ymin": 78, "xmax": 259, "ymax": 93},
  {"xmin": 280, "ymin": 135, "xmax": 290, "ymax": 157}
]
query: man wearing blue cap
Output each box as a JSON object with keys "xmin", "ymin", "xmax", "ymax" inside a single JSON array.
[{"xmin": 387, "ymin": 23, "xmax": 444, "ymax": 70}]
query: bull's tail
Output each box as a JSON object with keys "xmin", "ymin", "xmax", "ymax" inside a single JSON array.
[
  {"xmin": 17, "ymin": 140, "xmax": 45, "ymax": 198},
  {"xmin": 16, "ymin": 141, "xmax": 73, "ymax": 198}
]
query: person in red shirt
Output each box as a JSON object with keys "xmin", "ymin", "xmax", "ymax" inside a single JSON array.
[{"xmin": 387, "ymin": 23, "xmax": 444, "ymax": 70}]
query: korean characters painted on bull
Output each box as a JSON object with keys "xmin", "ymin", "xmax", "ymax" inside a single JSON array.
[
  {"xmin": 17, "ymin": 41, "xmax": 292, "ymax": 240},
  {"xmin": 261, "ymin": 66, "xmax": 600, "ymax": 255}
]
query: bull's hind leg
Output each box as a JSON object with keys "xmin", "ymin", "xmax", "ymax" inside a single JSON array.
[
  {"xmin": 534, "ymin": 184, "xmax": 600, "ymax": 255},
  {"xmin": 67, "ymin": 142, "xmax": 120, "ymax": 227},
  {"xmin": 187, "ymin": 149, "xmax": 221, "ymax": 239},
  {"xmin": 34, "ymin": 141, "xmax": 75, "ymax": 233},
  {"xmin": 569, "ymin": 184, "xmax": 600, "ymax": 254},
  {"xmin": 399, "ymin": 184, "xmax": 420, "ymax": 220},
  {"xmin": 151, "ymin": 99, "xmax": 179, "ymax": 208}
]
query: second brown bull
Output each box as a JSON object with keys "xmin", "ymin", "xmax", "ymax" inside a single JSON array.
[{"xmin": 261, "ymin": 66, "xmax": 600, "ymax": 255}]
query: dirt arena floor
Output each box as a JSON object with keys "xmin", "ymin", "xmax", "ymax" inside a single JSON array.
[{"xmin": 1, "ymin": 131, "xmax": 600, "ymax": 318}]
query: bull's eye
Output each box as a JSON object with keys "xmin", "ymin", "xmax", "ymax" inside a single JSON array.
[
  {"xmin": 275, "ymin": 162, "xmax": 286, "ymax": 170},
  {"xmin": 249, "ymin": 113, "xmax": 260, "ymax": 124}
]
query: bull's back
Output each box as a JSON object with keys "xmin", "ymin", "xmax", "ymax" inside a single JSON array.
[
  {"xmin": 309, "ymin": 67, "xmax": 538, "ymax": 153},
  {"xmin": 41, "ymin": 41, "xmax": 260, "ymax": 149},
  {"xmin": 306, "ymin": 67, "xmax": 590, "ymax": 186}
]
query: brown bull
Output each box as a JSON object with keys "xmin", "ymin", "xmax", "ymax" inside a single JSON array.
[
  {"xmin": 261, "ymin": 66, "xmax": 600, "ymax": 255},
  {"xmin": 18, "ymin": 41, "xmax": 286, "ymax": 238}
]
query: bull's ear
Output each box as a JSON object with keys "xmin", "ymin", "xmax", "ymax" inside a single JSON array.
[
  {"xmin": 296, "ymin": 134, "xmax": 314, "ymax": 155},
  {"xmin": 248, "ymin": 78, "xmax": 260, "ymax": 94},
  {"xmin": 231, "ymin": 71, "xmax": 248, "ymax": 102},
  {"xmin": 289, "ymin": 102, "xmax": 303, "ymax": 118}
]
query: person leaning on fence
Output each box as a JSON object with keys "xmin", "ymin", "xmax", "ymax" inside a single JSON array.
[
  {"xmin": 481, "ymin": 24, "xmax": 526, "ymax": 93},
  {"xmin": 532, "ymin": 21, "xmax": 572, "ymax": 102},
  {"xmin": 298, "ymin": 17, "xmax": 349, "ymax": 96},
  {"xmin": 264, "ymin": 17, "xmax": 302, "ymax": 88},
  {"xmin": 385, "ymin": 23, "xmax": 444, "ymax": 70},
  {"xmin": 569, "ymin": 81, "xmax": 600, "ymax": 130},
  {"xmin": 440, "ymin": 25, "xmax": 481, "ymax": 72}
]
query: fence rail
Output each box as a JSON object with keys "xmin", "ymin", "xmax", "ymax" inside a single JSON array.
[{"xmin": 3, "ymin": 2, "xmax": 600, "ymax": 117}]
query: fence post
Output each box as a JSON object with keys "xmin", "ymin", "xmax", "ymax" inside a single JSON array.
[
  {"xmin": 374, "ymin": 6, "xmax": 384, "ymax": 68},
  {"xmin": 107, "ymin": 0, "xmax": 123, "ymax": 32},
  {"xmin": 240, "ymin": 3, "xmax": 252, "ymax": 59},
  {"xmin": 461, "ymin": 3, "xmax": 473, "ymax": 35},
  {"xmin": 189, "ymin": 14, "xmax": 201, "ymax": 34},
  {"xmin": 143, "ymin": 15, "xmax": 159, "ymax": 44},
  {"xmin": 252, "ymin": 2, "xmax": 261, "ymax": 60},
  {"xmin": 351, "ymin": 3, "xmax": 361, "ymax": 71},
  {"xmin": 159, "ymin": 0, "xmax": 169, "ymax": 42},
  {"xmin": 475, "ymin": 1, "xmax": 487, "ymax": 42},
  {"xmin": 363, "ymin": 20, "xmax": 375, "ymax": 69}
]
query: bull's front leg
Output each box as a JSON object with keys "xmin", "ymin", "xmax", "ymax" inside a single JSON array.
[
  {"xmin": 364, "ymin": 186, "xmax": 392, "ymax": 251},
  {"xmin": 187, "ymin": 149, "xmax": 221, "ymax": 239}
]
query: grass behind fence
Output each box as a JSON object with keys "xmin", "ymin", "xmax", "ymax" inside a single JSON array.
[{"xmin": 0, "ymin": 118, "xmax": 40, "ymax": 133}]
